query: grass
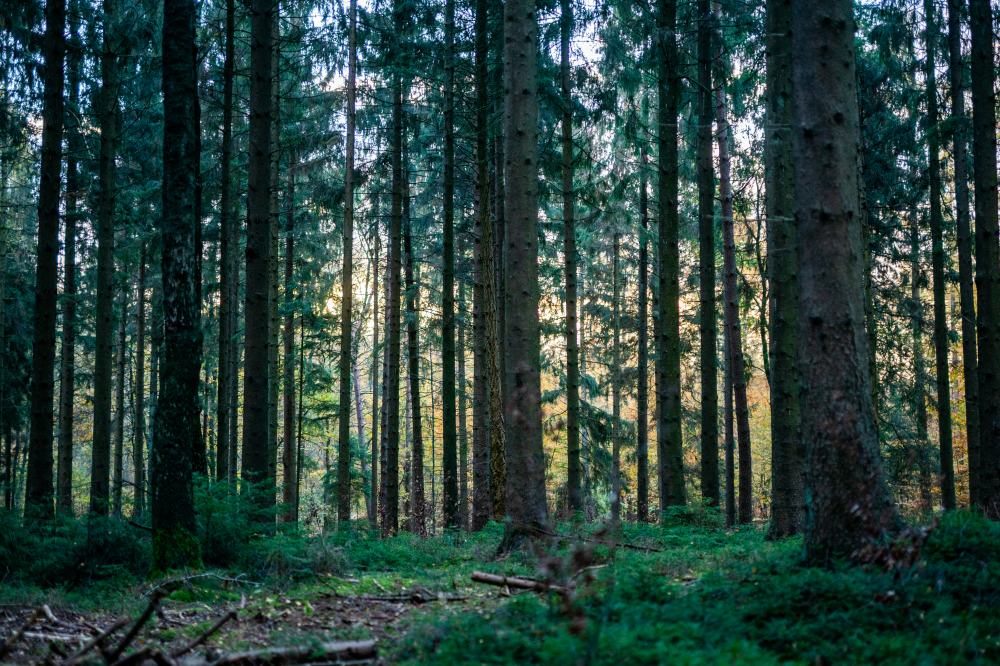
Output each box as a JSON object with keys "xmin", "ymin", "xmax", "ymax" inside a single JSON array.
[{"xmin": 1, "ymin": 509, "xmax": 998, "ymax": 664}]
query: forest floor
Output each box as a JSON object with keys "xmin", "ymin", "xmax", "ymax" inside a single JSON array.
[{"xmin": 1, "ymin": 509, "xmax": 999, "ymax": 664}]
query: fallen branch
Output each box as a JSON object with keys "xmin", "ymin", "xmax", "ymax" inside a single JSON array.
[
  {"xmin": 209, "ymin": 639, "xmax": 377, "ymax": 665},
  {"xmin": 106, "ymin": 589, "xmax": 166, "ymax": 663},
  {"xmin": 62, "ymin": 618, "xmax": 129, "ymax": 665},
  {"xmin": 170, "ymin": 610, "xmax": 237, "ymax": 658},
  {"xmin": 0, "ymin": 607, "xmax": 43, "ymax": 659},
  {"xmin": 470, "ymin": 571, "xmax": 566, "ymax": 596}
]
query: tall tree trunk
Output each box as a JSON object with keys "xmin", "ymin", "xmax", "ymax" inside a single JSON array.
[
  {"xmin": 192, "ymin": 62, "xmax": 206, "ymax": 478},
  {"xmin": 922, "ymin": 0, "xmax": 955, "ymax": 511},
  {"xmin": 790, "ymin": 0, "xmax": 899, "ymax": 562},
  {"xmin": 57, "ymin": 5, "xmax": 81, "ymax": 516},
  {"xmin": 243, "ymin": 0, "xmax": 275, "ymax": 523},
  {"xmin": 611, "ymin": 231, "xmax": 622, "ymax": 523},
  {"xmin": 713, "ymin": 6, "xmax": 752, "ymax": 524},
  {"xmin": 764, "ymin": 0, "xmax": 803, "ymax": 539},
  {"xmin": 381, "ymin": 0, "xmax": 405, "ymax": 536},
  {"xmin": 457, "ymin": 280, "xmax": 470, "ymax": 528},
  {"xmin": 134, "ymin": 247, "xmax": 146, "ymax": 516},
  {"xmin": 500, "ymin": 0, "xmax": 549, "ymax": 548},
  {"xmin": 26, "ymin": 0, "xmax": 66, "ymax": 521},
  {"xmin": 353, "ymin": 359, "xmax": 368, "ymax": 520},
  {"xmin": 91, "ymin": 0, "xmax": 120, "ymax": 518},
  {"xmin": 636, "ymin": 147, "xmax": 650, "ymax": 522},
  {"xmin": 216, "ymin": 0, "xmax": 236, "ymax": 483},
  {"xmin": 697, "ymin": 0, "xmax": 718, "ymax": 507},
  {"xmin": 724, "ymin": 331, "xmax": 736, "ymax": 527},
  {"xmin": 968, "ymin": 0, "xmax": 1000, "ymax": 517},
  {"xmin": 471, "ymin": 0, "xmax": 491, "ymax": 531},
  {"xmin": 946, "ymin": 0, "xmax": 978, "ymax": 508},
  {"xmin": 440, "ymin": 0, "xmax": 459, "ymax": 530},
  {"xmin": 655, "ymin": 0, "xmax": 685, "ymax": 513},
  {"xmin": 282, "ymin": 155, "xmax": 297, "ymax": 523},
  {"xmin": 337, "ymin": 0, "xmax": 358, "ymax": 526},
  {"xmin": 369, "ymin": 229, "xmax": 380, "ymax": 528},
  {"xmin": 403, "ymin": 160, "xmax": 425, "ymax": 536},
  {"xmin": 910, "ymin": 214, "xmax": 934, "ymax": 511},
  {"xmin": 267, "ymin": 8, "xmax": 280, "ymax": 498},
  {"xmin": 112, "ymin": 291, "xmax": 127, "ymax": 515},
  {"xmin": 560, "ymin": 0, "xmax": 581, "ymax": 516},
  {"xmin": 154, "ymin": 0, "xmax": 202, "ymax": 569}
]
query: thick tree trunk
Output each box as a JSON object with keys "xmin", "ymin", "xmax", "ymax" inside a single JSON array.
[
  {"xmin": 500, "ymin": 0, "xmax": 549, "ymax": 548},
  {"xmin": 697, "ymin": 0, "xmax": 718, "ymax": 508},
  {"xmin": 946, "ymin": 0, "xmax": 978, "ymax": 508},
  {"xmin": 216, "ymin": 0, "xmax": 236, "ymax": 483},
  {"xmin": 267, "ymin": 11, "xmax": 280, "ymax": 497},
  {"xmin": 636, "ymin": 148, "xmax": 650, "ymax": 522},
  {"xmin": 561, "ymin": 0, "xmax": 582, "ymax": 516},
  {"xmin": 337, "ymin": 0, "xmax": 358, "ymax": 526},
  {"xmin": 968, "ymin": 0, "xmax": 1000, "ymax": 517},
  {"xmin": 243, "ymin": 0, "xmax": 275, "ymax": 523},
  {"xmin": 790, "ymin": 0, "xmax": 899, "ymax": 562},
  {"xmin": 655, "ymin": 0, "xmax": 685, "ymax": 513},
  {"xmin": 57, "ymin": 7, "xmax": 81, "ymax": 516},
  {"xmin": 154, "ymin": 0, "xmax": 202, "ymax": 569},
  {"xmin": 134, "ymin": 248, "xmax": 147, "ymax": 516},
  {"xmin": 922, "ymin": 0, "xmax": 955, "ymax": 511},
  {"xmin": 458, "ymin": 280, "xmax": 470, "ymax": 528},
  {"xmin": 724, "ymin": 332, "xmax": 736, "ymax": 527},
  {"xmin": 714, "ymin": 8, "xmax": 751, "ymax": 524},
  {"xmin": 369, "ymin": 230, "xmax": 380, "ymax": 528},
  {"xmin": 282, "ymin": 156, "xmax": 297, "ymax": 523},
  {"xmin": 764, "ymin": 0, "xmax": 803, "ymax": 539},
  {"xmin": 910, "ymin": 215, "xmax": 934, "ymax": 512},
  {"xmin": 440, "ymin": 0, "xmax": 459, "ymax": 530},
  {"xmin": 26, "ymin": 0, "xmax": 66, "ymax": 521},
  {"xmin": 91, "ymin": 0, "xmax": 120, "ymax": 518}
]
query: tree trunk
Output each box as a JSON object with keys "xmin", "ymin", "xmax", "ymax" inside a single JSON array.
[
  {"xmin": 724, "ymin": 331, "xmax": 736, "ymax": 527},
  {"xmin": 946, "ymin": 0, "xmax": 978, "ymax": 508},
  {"xmin": 112, "ymin": 290, "xmax": 127, "ymax": 515},
  {"xmin": 611, "ymin": 232, "xmax": 622, "ymax": 523},
  {"xmin": 968, "ymin": 0, "xmax": 1000, "ymax": 517},
  {"xmin": 90, "ymin": 0, "xmax": 120, "ymax": 518},
  {"xmin": 154, "ymin": 0, "xmax": 202, "ymax": 569},
  {"xmin": 764, "ymin": 0, "xmax": 803, "ymax": 539},
  {"xmin": 500, "ymin": 0, "xmax": 549, "ymax": 548},
  {"xmin": 369, "ymin": 229, "xmax": 380, "ymax": 528},
  {"xmin": 134, "ymin": 247, "xmax": 147, "ymax": 516},
  {"xmin": 267, "ymin": 9, "xmax": 280, "ymax": 499},
  {"xmin": 403, "ymin": 158, "xmax": 426, "ymax": 536},
  {"xmin": 243, "ymin": 0, "xmax": 275, "ymax": 523},
  {"xmin": 697, "ymin": 0, "xmax": 718, "ymax": 508},
  {"xmin": 282, "ymin": 155, "xmax": 297, "ymax": 523},
  {"xmin": 381, "ymin": 0, "xmax": 405, "ymax": 536},
  {"xmin": 57, "ymin": 6, "xmax": 81, "ymax": 516},
  {"xmin": 560, "ymin": 0, "xmax": 581, "ymax": 516},
  {"xmin": 922, "ymin": 0, "xmax": 955, "ymax": 511},
  {"xmin": 336, "ymin": 0, "xmax": 358, "ymax": 526},
  {"xmin": 655, "ymin": 0, "xmax": 685, "ymax": 513},
  {"xmin": 458, "ymin": 280, "xmax": 470, "ymax": 528},
  {"xmin": 910, "ymin": 214, "xmax": 934, "ymax": 512},
  {"xmin": 216, "ymin": 0, "xmax": 236, "ymax": 483},
  {"xmin": 713, "ymin": 5, "xmax": 752, "ymax": 524},
  {"xmin": 636, "ymin": 147, "xmax": 650, "ymax": 522},
  {"xmin": 26, "ymin": 0, "xmax": 66, "ymax": 521},
  {"xmin": 790, "ymin": 0, "xmax": 899, "ymax": 562}
]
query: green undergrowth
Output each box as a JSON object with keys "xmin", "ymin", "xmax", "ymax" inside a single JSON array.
[{"xmin": 397, "ymin": 510, "xmax": 1000, "ymax": 665}]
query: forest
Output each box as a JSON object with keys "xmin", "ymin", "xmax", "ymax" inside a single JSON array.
[{"xmin": 1, "ymin": 0, "xmax": 999, "ymax": 662}]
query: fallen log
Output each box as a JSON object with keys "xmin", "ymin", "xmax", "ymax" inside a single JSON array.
[
  {"xmin": 470, "ymin": 571, "xmax": 566, "ymax": 595},
  {"xmin": 208, "ymin": 639, "xmax": 377, "ymax": 665}
]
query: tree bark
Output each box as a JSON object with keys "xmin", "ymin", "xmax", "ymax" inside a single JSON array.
[
  {"xmin": 611, "ymin": 232, "xmax": 622, "ymax": 523},
  {"xmin": 216, "ymin": 0, "xmax": 236, "ymax": 483},
  {"xmin": 922, "ymin": 0, "xmax": 955, "ymax": 511},
  {"xmin": 154, "ymin": 0, "xmax": 202, "ymax": 569},
  {"xmin": 655, "ymin": 0, "xmax": 685, "ymax": 513},
  {"xmin": 134, "ymin": 247, "xmax": 147, "ymax": 516},
  {"xmin": 724, "ymin": 330, "xmax": 736, "ymax": 527},
  {"xmin": 112, "ymin": 290, "xmax": 127, "ymax": 515},
  {"xmin": 500, "ymin": 0, "xmax": 549, "ymax": 548},
  {"xmin": 697, "ymin": 0, "xmax": 718, "ymax": 508},
  {"xmin": 790, "ymin": 0, "xmax": 899, "ymax": 562},
  {"xmin": 458, "ymin": 280, "xmax": 470, "ymax": 528},
  {"xmin": 403, "ymin": 155, "xmax": 425, "ymax": 536},
  {"xmin": 910, "ymin": 214, "xmax": 934, "ymax": 511},
  {"xmin": 636, "ymin": 147, "xmax": 650, "ymax": 522},
  {"xmin": 946, "ymin": 0, "xmax": 978, "ymax": 508},
  {"xmin": 764, "ymin": 0, "xmax": 803, "ymax": 538},
  {"xmin": 968, "ymin": 0, "xmax": 1000, "ymax": 517},
  {"xmin": 243, "ymin": 0, "xmax": 275, "ymax": 523},
  {"xmin": 336, "ymin": 0, "xmax": 358, "ymax": 526},
  {"xmin": 57, "ymin": 5, "xmax": 81, "ymax": 516},
  {"xmin": 90, "ymin": 0, "xmax": 120, "ymax": 518},
  {"xmin": 282, "ymin": 155, "xmax": 297, "ymax": 523}
]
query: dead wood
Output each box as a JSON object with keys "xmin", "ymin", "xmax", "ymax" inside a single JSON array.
[
  {"xmin": 470, "ymin": 571, "xmax": 567, "ymax": 595},
  {"xmin": 206, "ymin": 639, "xmax": 377, "ymax": 665},
  {"xmin": 170, "ymin": 610, "xmax": 237, "ymax": 658}
]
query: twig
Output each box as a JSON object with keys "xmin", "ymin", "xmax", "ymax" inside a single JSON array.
[
  {"xmin": 0, "ymin": 607, "xmax": 43, "ymax": 659},
  {"xmin": 106, "ymin": 589, "xmax": 166, "ymax": 663},
  {"xmin": 62, "ymin": 618, "xmax": 128, "ymax": 665},
  {"xmin": 41, "ymin": 605, "xmax": 59, "ymax": 624},
  {"xmin": 170, "ymin": 610, "xmax": 237, "ymax": 658}
]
